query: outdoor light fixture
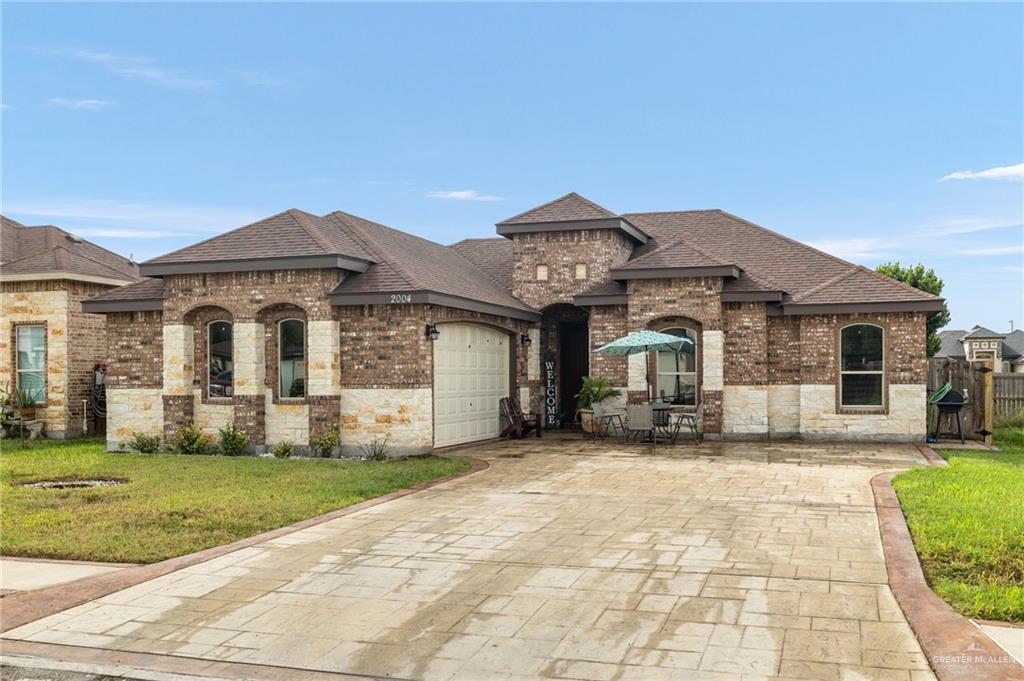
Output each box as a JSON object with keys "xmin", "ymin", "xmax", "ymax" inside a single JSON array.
[
  {"xmin": 521, "ymin": 334, "xmax": 532, "ymax": 347},
  {"xmin": 425, "ymin": 324, "xmax": 440, "ymax": 341}
]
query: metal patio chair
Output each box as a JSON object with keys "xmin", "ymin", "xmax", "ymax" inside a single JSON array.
[
  {"xmin": 624, "ymin": 404, "xmax": 656, "ymax": 447},
  {"xmin": 669, "ymin": 403, "xmax": 704, "ymax": 444},
  {"xmin": 592, "ymin": 402, "xmax": 625, "ymax": 441}
]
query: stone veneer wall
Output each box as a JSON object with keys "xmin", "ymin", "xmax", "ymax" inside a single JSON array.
[
  {"xmin": 795, "ymin": 312, "xmax": 928, "ymax": 440},
  {"xmin": 1, "ymin": 283, "xmax": 70, "ymax": 437},
  {"xmin": 335, "ymin": 303, "xmax": 531, "ymax": 454},
  {"xmin": 105, "ymin": 311, "xmax": 164, "ymax": 447},
  {"xmin": 627, "ymin": 277, "xmax": 725, "ymax": 434},
  {"xmin": 65, "ymin": 282, "xmax": 113, "ymax": 437},
  {"xmin": 511, "ymin": 230, "xmax": 634, "ymax": 310}
]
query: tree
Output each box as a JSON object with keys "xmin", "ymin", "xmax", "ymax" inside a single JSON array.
[{"xmin": 875, "ymin": 262, "xmax": 951, "ymax": 357}]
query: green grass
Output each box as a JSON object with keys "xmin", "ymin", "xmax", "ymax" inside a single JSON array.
[
  {"xmin": 0, "ymin": 439, "xmax": 468, "ymax": 564},
  {"xmin": 892, "ymin": 427, "xmax": 1024, "ymax": 622}
]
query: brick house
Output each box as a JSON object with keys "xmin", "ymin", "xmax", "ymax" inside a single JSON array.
[
  {"xmin": 936, "ymin": 326, "xmax": 1024, "ymax": 373},
  {"xmin": 1, "ymin": 216, "xmax": 138, "ymax": 437},
  {"xmin": 83, "ymin": 193, "xmax": 943, "ymax": 452}
]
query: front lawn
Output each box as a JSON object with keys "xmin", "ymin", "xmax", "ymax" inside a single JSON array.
[
  {"xmin": 0, "ymin": 439, "xmax": 469, "ymax": 564},
  {"xmin": 892, "ymin": 427, "xmax": 1024, "ymax": 622}
]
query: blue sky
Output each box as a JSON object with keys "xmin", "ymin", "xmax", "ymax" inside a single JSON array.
[{"xmin": 3, "ymin": 2, "xmax": 1022, "ymax": 331}]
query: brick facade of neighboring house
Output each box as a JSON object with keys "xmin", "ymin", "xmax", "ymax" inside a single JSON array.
[
  {"xmin": 85, "ymin": 193, "xmax": 943, "ymax": 452},
  {"xmin": 1, "ymin": 218, "xmax": 138, "ymax": 438}
]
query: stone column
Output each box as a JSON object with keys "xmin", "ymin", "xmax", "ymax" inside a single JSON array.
[
  {"xmin": 232, "ymin": 322, "xmax": 266, "ymax": 445},
  {"xmin": 162, "ymin": 324, "xmax": 194, "ymax": 441},
  {"xmin": 307, "ymin": 319, "xmax": 341, "ymax": 438},
  {"xmin": 701, "ymin": 330, "xmax": 724, "ymax": 434}
]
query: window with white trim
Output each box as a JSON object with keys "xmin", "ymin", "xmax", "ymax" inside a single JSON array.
[
  {"xmin": 15, "ymin": 325, "xmax": 45, "ymax": 404},
  {"xmin": 208, "ymin": 321, "xmax": 233, "ymax": 398},
  {"xmin": 278, "ymin": 319, "xmax": 305, "ymax": 398},
  {"xmin": 840, "ymin": 324, "xmax": 883, "ymax": 407},
  {"xmin": 655, "ymin": 327, "xmax": 698, "ymax": 406}
]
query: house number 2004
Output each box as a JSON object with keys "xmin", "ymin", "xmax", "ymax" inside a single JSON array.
[{"xmin": 389, "ymin": 294, "xmax": 412, "ymax": 304}]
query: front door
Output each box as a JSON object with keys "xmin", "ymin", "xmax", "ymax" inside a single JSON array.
[{"xmin": 559, "ymin": 321, "xmax": 589, "ymax": 423}]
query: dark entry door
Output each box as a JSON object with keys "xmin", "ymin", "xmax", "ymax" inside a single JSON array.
[{"xmin": 559, "ymin": 321, "xmax": 589, "ymax": 423}]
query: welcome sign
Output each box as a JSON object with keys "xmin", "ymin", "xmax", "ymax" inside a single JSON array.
[{"xmin": 544, "ymin": 359, "xmax": 557, "ymax": 428}]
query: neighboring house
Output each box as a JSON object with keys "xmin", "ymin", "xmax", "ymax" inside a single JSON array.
[
  {"xmin": 84, "ymin": 193, "xmax": 943, "ymax": 452},
  {"xmin": 936, "ymin": 326, "xmax": 1024, "ymax": 373},
  {"xmin": 1, "ymin": 216, "xmax": 139, "ymax": 437}
]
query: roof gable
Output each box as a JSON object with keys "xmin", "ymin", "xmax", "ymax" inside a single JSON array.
[
  {"xmin": 497, "ymin": 192, "xmax": 618, "ymax": 225},
  {"xmin": 140, "ymin": 209, "xmax": 374, "ymax": 275},
  {"xmin": 0, "ymin": 216, "xmax": 138, "ymax": 283},
  {"xmin": 963, "ymin": 326, "xmax": 1004, "ymax": 339}
]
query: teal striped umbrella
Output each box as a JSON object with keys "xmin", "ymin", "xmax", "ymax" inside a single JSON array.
[{"xmin": 595, "ymin": 330, "xmax": 694, "ymax": 400}]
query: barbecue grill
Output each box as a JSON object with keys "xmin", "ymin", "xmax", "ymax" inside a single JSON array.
[{"xmin": 931, "ymin": 387, "xmax": 968, "ymax": 444}]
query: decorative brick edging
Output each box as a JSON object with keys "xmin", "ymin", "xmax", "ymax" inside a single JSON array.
[
  {"xmin": 0, "ymin": 456, "xmax": 488, "ymax": 634},
  {"xmin": 872, "ymin": 471, "xmax": 1024, "ymax": 680},
  {"xmin": 0, "ymin": 639, "xmax": 384, "ymax": 681},
  {"xmin": 914, "ymin": 443, "xmax": 950, "ymax": 467}
]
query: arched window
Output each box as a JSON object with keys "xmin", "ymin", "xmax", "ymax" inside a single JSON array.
[
  {"xmin": 840, "ymin": 324, "xmax": 884, "ymax": 407},
  {"xmin": 208, "ymin": 321, "xmax": 233, "ymax": 398},
  {"xmin": 278, "ymin": 318, "xmax": 305, "ymax": 398},
  {"xmin": 656, "ymin": 327, "xmax": 698, "ymax": 405}
]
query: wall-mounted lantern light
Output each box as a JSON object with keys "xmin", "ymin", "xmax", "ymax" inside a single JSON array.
[
  {"xmin": 425, "ymin": 324, "xmax": 440, "ymax": 341},
  {"xmin": 521, "ymin": 334, "xmax": 532, "ymax": 347}
]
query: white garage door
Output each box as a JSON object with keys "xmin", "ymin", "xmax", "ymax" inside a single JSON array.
[{"xmin": 433, "ymin": 323, "xmax": 510, "ymax": 448}]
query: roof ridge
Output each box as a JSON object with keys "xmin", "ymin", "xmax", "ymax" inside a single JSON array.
[
  {"xmin": 324, "ymin": 211, "xmax": 419, "ymax": 289},
  {"xmin": 288, "ymin": 209, "xmax": 336, "ymax": 255},
  {"xmin": 621, "ymin": 234, "xmax": 732, "ymax": 269},
  {"xmin": 713, "ymin": 210, "xmax": 940, "ymax": 302},
  {"xmin": 789, "ymin": 267, "xmax": 859, "ymax": 303},
  {"xmin": 59, "ymin": 244, "xmax": 138, "ymax": 278},
  {"xmin": 447, "ymin": 241, "xmax": 515, "ymax": 292},
  {"xmin": 497, "ymin": 191, "xmax": 617, "ymax": 225},
  {"xmin": 143, "ymin": 208, "xmax": 297, "ymax": 264}
]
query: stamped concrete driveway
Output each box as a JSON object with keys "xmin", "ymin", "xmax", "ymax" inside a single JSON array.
[{"xmin": 5, "ymin": 439, "xmax": 937, "ymax": 681}]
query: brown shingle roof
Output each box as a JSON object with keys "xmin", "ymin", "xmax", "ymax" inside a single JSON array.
[
  {"xmin": 0, "ymin": 216, "xmax": 138, "ymax": 282},
  {"xmin": 324, "ymin": 211, "xmax": 536, "ymax": 316},
  {"xmin": 87, "ymin": 277, "xmax": 165, "ymax": 302},
  {"xmin": 144, "ymin": 209, "xmax": 374, "ymax": 265},
  {"xmin": 614, "ymin": 235, "xmax": 734, "ymax": 271},
  {"xmin": 497, "ymin": 192, "xmax": 618, "ymax": 225},
  {"xmin": 622, "ymin": 210, "xmax": 937, "ymax": 306},
  {"xmin": 449, "ymin": 238, "xmax": 514, "ymax": 291}
]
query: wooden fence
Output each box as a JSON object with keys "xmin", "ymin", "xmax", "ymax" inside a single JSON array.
[
  {"xmin": 994, "ymin": 374, "xmax": 1024, "ymax": 420},
  {"xmin": 926, "ymin": 357, "xmax": 991, "ymax": 442}
]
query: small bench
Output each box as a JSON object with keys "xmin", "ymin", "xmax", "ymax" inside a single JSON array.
[{"xmin": 499, "ymin": 396, "xmax": 541, "ymax": 439}]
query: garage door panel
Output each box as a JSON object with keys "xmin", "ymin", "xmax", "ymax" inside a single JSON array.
[{"xmin": 433, "ymin": 323, "xmax": 510, "ymax": 448}]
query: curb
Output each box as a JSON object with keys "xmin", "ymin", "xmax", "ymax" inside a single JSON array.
[
  {"xmin": 914, "ymin": 443, "xmax": 950, "ymax": 467},
  {"xmin": 0, "ymin": 455, "xmax": 488, "ymax": 634},
  {"xmin": 872, "ymin": 471, "xmax": 1024, "ymax": 680}
]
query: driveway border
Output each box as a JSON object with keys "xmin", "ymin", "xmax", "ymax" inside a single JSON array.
[
  {"xmin": 0, "ymin": 639, "xmax": 384, "ymax": 680},
  {"xmin": 872, "ymin": 470, "xmax": 1024, "ymax": 681},
  {"xmin": 0, "ymin": 455, "xmax": 488, "ymax": 635}
]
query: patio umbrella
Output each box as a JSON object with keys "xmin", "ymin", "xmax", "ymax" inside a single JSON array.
[{"xmin": 595, "ymin": 330, "xmax": 694, "ymax": 401}]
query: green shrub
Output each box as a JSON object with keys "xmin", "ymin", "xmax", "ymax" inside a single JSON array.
[
  {"xmin": 994, "ymin": 411, "xmax": 1024, "ymax": 429},
  {"xmin": 125, "ymin": 431, "xmax": 161, "ymax": 454},
  {"xmin": 217, "ymin": 423, "xmax": 248, "ymax": 456},
  {"xmin": 173, "ymin": 425, "xmax": 210, "ymax": 456},
  {"xmin": 271, "ymin": 441, "xmax": 295, "ymax": 459},
  {"xmin": 359, "ymin": 437, "xmax": 391, "ymax": 462},
  {"xmin": 309, "ymin": 428, "xmax": 340, "ymax": 458}
]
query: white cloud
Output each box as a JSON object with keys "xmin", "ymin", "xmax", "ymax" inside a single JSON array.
[
  {"xmin": 959, "ymin": 244, "xmax": 1024, "ymax": 257},
  {"xmin": 4, "ymin": 198, "xmax": 263, "ymax": 234},
  {"xmin": 426, "ymin": 189, "xmax": 504, "ymax": 202},
  {"xmin": 56, "ymin": 49, "xmax": 214, "ymax": 90},
  {"xmin": 917, "ymin": 216, "xmax": 1022, "ymax": 237},
  {"xmin": 46, "ymin": 97, "xmax": 111, "ymax": 110},
  {"xmin": 939, "ymin": 162, "xmax": 1024, "ymax": 182}
]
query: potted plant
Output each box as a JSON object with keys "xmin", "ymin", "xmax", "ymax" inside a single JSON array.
[
  {"xmin": 575, "ymin": 376, "xmax": 622, "ymax": 434},
  {"xmin": 10, "ymin": 387, "xmax": 39, "ymax": 421}
]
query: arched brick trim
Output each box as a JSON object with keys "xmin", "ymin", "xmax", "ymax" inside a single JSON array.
[
  {"xmin": 645, "ymin": 316, "xmax": 703, "ymax": 406},
  {"xmin": 256, "ymin": 303, "xmax": 308, "ymax": 404},
  {"xmin": 184, "ymin": 306, "xmax": 233, "ymax": 404}
]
